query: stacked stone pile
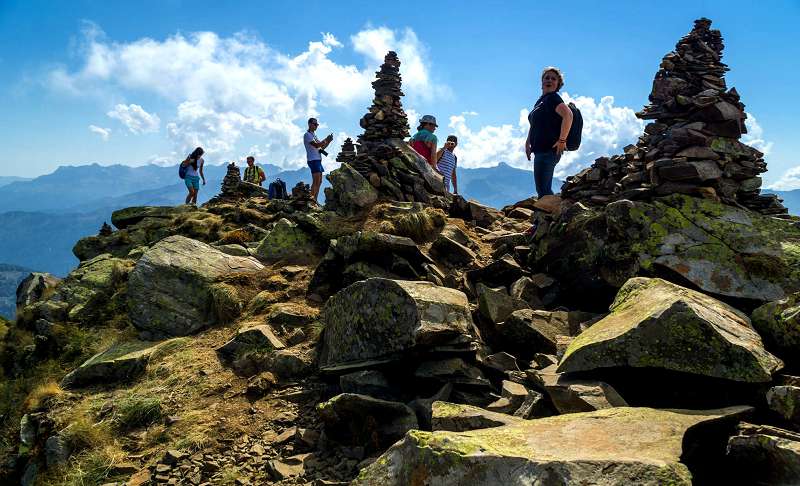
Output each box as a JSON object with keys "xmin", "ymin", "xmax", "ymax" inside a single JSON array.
[
  {"xmin": 562, "ymin": 18, "xmax": 787, "ymax": 216},
  {"xmin": 330, "ymin": 51, "xmax": 446, "ymax": 207},
  {"xmin": 219, "ymin": 162, "xmax": 270, "ymax": 199}
]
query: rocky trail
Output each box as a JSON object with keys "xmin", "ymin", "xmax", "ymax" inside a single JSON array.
[{"xmin": 3, "ymin": 18, "xmax": 800, "ymax": 486}]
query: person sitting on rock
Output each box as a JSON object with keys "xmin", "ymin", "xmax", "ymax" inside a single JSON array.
[
  {"xmin": 182, "ymin": 147, "xmax": 205, "ymax": 205},
  {"xmin": 525, "ymin": 67, "xmax": 573, "ymax": 198},
  {"xmin": 435, "ymin": 135, "xmax": 459, "ymax": 194},
  {"xmin": 410, "ymin": 115, "xmax": 439, "ymax": 168},
  {"xmin": 304, "ymin": 117, "xmax": 333, "ymax": 203},
  {"xmin": 243, "ymin": 156, "xmax": 266, "ymax": 186}
]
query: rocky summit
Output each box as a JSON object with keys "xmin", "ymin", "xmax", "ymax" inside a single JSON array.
[{"xmin": 2, "ymin": 17, "xmax": 800, "ymax": 486}]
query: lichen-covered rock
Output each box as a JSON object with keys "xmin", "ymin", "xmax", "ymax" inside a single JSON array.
[
  {"xmin": 534, "ymin": 194, "xmax": 800, "ymax": 307},
  {"xmin": 318, "ymin": 278, "xmax": 474, "ymax": 372},
  {"xmin": 254, "ymin": 218, "xmax": 317, "ymax": 262},
  {"xmin": 767, "ymin": 385, "xmax": 800, "ymax": 425},
  {"xmin": 61, "ymin": 338, "xmax": 186, "ymax": 388},
  {"xmin": 128, "ymin": 235, "xmax": 264, "ymax": 338},
  {"xmin": 431, "ymin": 401, "xmax": 520, "ymax": 432},
  {"xmin": 49, "ymin": 253, "xmax": 134, "ymax": 322},
  {"xmin": 495, "ymin": 309, "xmax": 571, "ymax": 356},
  {"xmin": 476, "ymin": 284, "xmax": 527, "ymax": 324},
  {"xmin": 325, "ymin": 163, "xmax": 378, "ymax": 214},
  {"xmin": 354, "ymin": 406, "xmax": 751, "ymax": 486},
  {"xmin": 111, "ymin": 206, "xmax": 195, "ymax": 229},
  {"xmin": 752, "ymin": 293, "xmax": 800, "ymax": 366},
  {"xmin": 529, "ymin": 365, "xmax": 628, "ymax": 414},
  {"xmin": 558, "ymin": 277, "xmax": 782, "ymax": 382},
  {"xmin": 726, "ymin": 423, "xmax": 800, "ymax": 485},
  {"xmin": 317, "ymin": 393, "xmax": 418, "ymax": 453}
]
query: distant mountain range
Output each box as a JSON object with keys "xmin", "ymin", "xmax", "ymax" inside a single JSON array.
[
  {"xmin": 0, "ymin": 176, "xmax": 31, "ymax": 188},
  {"xmin": 0, "ymin": 161, "xmax": 796, "ymax": 283}
]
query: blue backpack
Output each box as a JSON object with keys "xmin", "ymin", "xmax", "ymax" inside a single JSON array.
[{"xmin": 178, "ymin": 159, "xmax": 190, "ymax": 179}]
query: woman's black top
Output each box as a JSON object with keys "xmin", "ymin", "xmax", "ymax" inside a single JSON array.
[{"xmin": 528, "ymin": 92, "xmax": 564, "ymax": 154}]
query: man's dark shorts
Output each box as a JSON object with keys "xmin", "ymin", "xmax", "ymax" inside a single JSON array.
[{"xmin": 307, "ymin": 160, "xmax": 324, "ymax": 174}]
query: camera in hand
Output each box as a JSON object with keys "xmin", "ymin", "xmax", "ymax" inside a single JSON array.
[{"xmin": 319, "ymin": 149, "xmax": 329, "ymax": 157}]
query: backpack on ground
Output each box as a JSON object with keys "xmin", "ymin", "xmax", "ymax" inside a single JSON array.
[
  {"xmin": 178, "ymin": 159, "xmax": 190, "ymax": 179},
  {"xmin": 268, "ymin": 178, "xmax": 288, "ymax": 199},
  {"xmin": 566, "ymin": 102, "xmax": 583, "ymax": 151}
]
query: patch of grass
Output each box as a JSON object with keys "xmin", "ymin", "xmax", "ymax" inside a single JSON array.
[
  {"xmin": 218, "ymin": 229, "xmax": 252, "ymax": 246},
  {"xmin": 23, "ymin": 381, "xmax": 62, "ymax": 411},
  {"xmin": 60, "ymin": 444, "xmax": 126, "ymax": 486},
  {"xmin": 219, "ymin": 465, "xmax": 242, "ymax": 485},
  {"xmin": 113, "ymin": 394, "xmax": 163, "ymax": 430},
  {"xmin": 172, "ymin": 410, "xmax": 216, "ymax": 452},
  {"xmin": 305, "ymin": 321, "xmax": 325, "ymax": 343},
  {"xmin": 62, "ymin": 410, "xmax": 114, "ymax": 452}
]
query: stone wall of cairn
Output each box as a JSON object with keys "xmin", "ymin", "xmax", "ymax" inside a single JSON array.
[
  {"xmin": 562, "ymin": 18, "xmax": 787, "ymax": 216},
  {"xmin": 338, "ymin": 51, "xmax": 445, "ymax": 204},
  {"xmin": 220, "ymin": 162, "xmax": 270, "ymax": 199}
]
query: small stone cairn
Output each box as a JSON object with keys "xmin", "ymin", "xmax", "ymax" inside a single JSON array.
[
  {"xmin": 98, "ymin": 222, "xmax": 113, "ymax": 236},
  {"xmin": 291, "ymin": 181, "xmax": 312, "ymax": 200},
  {"xmin": 338, "ymin": 51, "xmax": 445, "ymax": 204},
  {"xmin": 562, "ymin": 18, "xmax": 787, "ymax": 216},
  {"xmin": 221, "ymin": 162, "xmax": 242, "ymax": 196}
]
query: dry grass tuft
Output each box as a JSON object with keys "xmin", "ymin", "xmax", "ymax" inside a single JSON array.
[{"xmin": 24, "ymin": 381, "xmax": 63, "ymax": 411}]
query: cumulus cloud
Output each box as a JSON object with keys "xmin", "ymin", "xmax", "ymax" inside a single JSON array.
[
  {"xmin": 742, "ymin": 112, "xmax": 773, "ymax": 155},
  {"xmin": 49, "ymin": 23, "xmax": 444, "ymax": 168},
  {"xmin": 768, "ymin": 167, "xmax": 800, "ymax": 191},
  {"xmin": 88, "ymin": 125, "xmax": 111, "ymax": 141},
  {"xmin": 107, "ymin": 103, "xmax": 160, "ymax": 134},
  {"xmin": 448, "ymin": 93, "xmax": 643, "ymax": 179}
]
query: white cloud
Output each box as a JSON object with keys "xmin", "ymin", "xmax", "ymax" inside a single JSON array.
[
  {"xmin": 107, "ymin": 103, "xmax": 160, "ymax": 134},
  {"xmin": 742, "ymin": 112, "xmax": 773, "ymax": 155},
  {"xmin": 768, "ymin": 166, "xmax": 800, "ymax": 191},
  {"xmin": 447, "ymin": 93, "xmax": 643, "ymax": 179},
  {"xmin": 50, "ymin": 24, "xmax": 446, "ymax": 169},
  {"xmin": 88, "ymin": 124, "xmax": 111, "ymax": 141}
]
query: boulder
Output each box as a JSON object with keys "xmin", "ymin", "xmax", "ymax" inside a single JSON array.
[
  {"xmin": 216, "ymin": 324, "xmax": 286, "ymax": 363},
  {"xmin": 468, "ymin": 200, "xmax": 503, "ymax": 228},
  {"xmin": 414, "ymin": 358, "xmax": 491, "ymax": 387},
  {"xmin": 726, "ymin": 423, "xmax": 800, "ymax": 485},
  {"xmin": 430, "ymin": 234, "xmax": 477, "ymax": 266},
  {"xmin": 319, "ymin": 278, "xmax": 474, "ymax": 372},
  {"xmin": 354, "ymin": 406, "xmax": 752, "ymax": 486},
  {"xmin": 509, "ymin": 277, "xmax": 544, "ymax": 309},
  {"xmin": 128, "ymin": 236, "xmax": 264, "ymax": 338},
  {"xmin": 317, "ymin": 393, "xmax": 418, "ymax": 452},
  {"xmin": 111, "ymin": 206, "xmax": 192, "ymax": 229},
  {"xmin": 61, "ymin": 338, "xmax": 185, "ymax": 389},
  {"xmin": 16, "ymin": 273, "xmax": 60, "ymax": 309},
  {"xmin": 50, "ymin": 253, "xmax": 133, "ymax": 322},
  {"xmin": 325, "ymin": 163, "xmax": 379, "ymax": 213},
  {"xmin": 254, "ymin": 218, "xmax": 317, "ymax": 262},
  {"xmin": 752, "ymin": 293, "xmax": 800, "ymax": 366},
  {"xmin": 495, "ymin": 309, "xmax": 571, "ymax": 356},
  {"xmin": 529, "ymin": 365, "xmax": 628, "ymax": 414},
  {"xmin": 340, "ymin": 370, "xmax": 394, "ymax": 400},
  {"xmin": 466, "ymin": 254, "xmax": 525, "ymax": 289},
  {"xmin": 480, "ymin": 352, "xmax": 519, "ymax": 372},
  {"xmin": 558, "ymin": 277, "xmax": 782, "ymax": 382},
  {"xmin": 265, "ymin": 302, "xmax": 318, "ymax": 328},
  {"xmin": 486, "ymin": 380, "xmax": 531, "ymax": 414},
  {"xmin": 431, "ymin": 401, "xmax": 520, "ymax": 432},
  {"xmin": 767, "ymin": 386, "xmax": 800, "ymax": 425},
  {"xmin": 534, "ymin": 195, "xmax": 800, "ymax": 307},
  {"xmin": 476, "ymin": 284, "xmax": 527, "ymax": 324}
]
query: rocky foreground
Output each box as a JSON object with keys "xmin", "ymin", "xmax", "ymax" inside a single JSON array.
[{"xmin": 3, "ymin": 17, "xmax": 800, "ymax": 486}]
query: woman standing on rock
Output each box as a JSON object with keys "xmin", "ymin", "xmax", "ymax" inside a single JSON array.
[
  {"xmin": 525, "ymin": 67, "xmax": 573, "ymax": 198},
  {"xmin": 410, "ymin": 115, "xmax": 439, "ymax": 168},
  {"xmin": 182, "ymin": 147, "xmax": 206, "ymax": 205}
]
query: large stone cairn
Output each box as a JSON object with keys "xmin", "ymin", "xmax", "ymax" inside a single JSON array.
[
  {"xmin": 562, "ymin": 18, "xmax": 787, "ymax": 216},
  {"xmin": 337, "ymin": 51, "xmax": 443, "ymax": 204},
  {"xmin": 335, "ymin": 137, "xmax": 357, "ymax": 165}
]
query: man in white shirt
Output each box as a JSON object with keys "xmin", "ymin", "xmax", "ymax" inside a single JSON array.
[{"xmin": 304, "ymin": 117, "xmax": 333, "ymax": 203}]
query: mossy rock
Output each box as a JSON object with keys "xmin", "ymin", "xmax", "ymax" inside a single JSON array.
[
  {"xmin": 558, "ymin": 277, "xmax": 783, "ymax": 382},
  {"xmin": 254, "ymin": 218, "xmax": 317, "ymax": 262},
  {"xmin": 751, "ymin": 292, "xmax": 800, "ymax": 365},
  {"xmin": 354, "ymin": 406, "xmax": 752, "ymax": 486}
]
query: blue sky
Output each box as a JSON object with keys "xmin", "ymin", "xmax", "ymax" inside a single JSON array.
[{"xmin": 1, "ymin": 0, "xmax": 799, "ymax": 188}]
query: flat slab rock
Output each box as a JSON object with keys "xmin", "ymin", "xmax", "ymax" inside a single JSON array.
[
  {"xmin": 318, "ymin": 278, "xmax": 474, "ymax": 372},
  {"xmin": 353, "ymin": 406, "xmax": 752, "ymax": 486},
  {"xmin": 128, "ymin": 235, "xmax": 264, "ymax": 338},
  {"xmin": 61, "ymin": 338, "xmax": 185, "ymax": 388},
  {"xmin": 558, "ymin": 277, "xmax": 782, "ymax": 382},
  {"xmin": 431, "ymin": 401, "xmax": 520, "ymax": 432}
]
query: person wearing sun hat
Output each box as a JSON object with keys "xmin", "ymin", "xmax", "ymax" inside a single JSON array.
[{"xmin": 409, "ymin": 114, "xmax": 439, "ymax": 167}]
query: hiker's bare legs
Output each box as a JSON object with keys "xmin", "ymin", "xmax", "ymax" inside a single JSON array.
[{"xmin": 311, "ymin": 172, "xmax": 323, "ymax": 202}]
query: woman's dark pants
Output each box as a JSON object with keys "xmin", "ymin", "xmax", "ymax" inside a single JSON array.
[{"xmin": 533, "ymin": 150, "xmax": 561, "ymax": 198}]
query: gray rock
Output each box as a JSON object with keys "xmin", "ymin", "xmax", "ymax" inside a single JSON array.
[
  {"xmin": 559, "ymin": 277, "xmax": 783, "ymax": 382},
  {"xmin": 486, "ymin": 380, "xmax": 530, "ymax": 414},
  {"xmin": 477, "ymin": 284, "xmax": 527, "ymax": 324},
  {"xmin": 430, "ymin": 234, "xmax": 476, "ymax": 266},
  {"xmin": 355, "ymin": 406, "xmax": 752, "ymax": 486},
  {"xmin": 467, "ymin": 200, "xmax": 503, "ymax": 228},
  {"xmin": 214, "ymin": 243, "xmax": 250, "ymax": 257},
  {"xmin": 340, "ymin": 370, "xmax": 393, "ymax": 400},
  {"xmin": 767, "ymin": 385, "xmax": 800, "ymax": 425},
  {"xmin": 272, "ymin": 348, "xmax": 314, "ymax": 378},
  {"xmin": 16, "ymin": 272, "xmax": 60, "ymax": 309},
  {"xmin": 415, "ymin": 358, "xmax": 490, "ymax": 387},
  {"xmin": 216, "ymin": 324, "xmax": 286, "ymax": 363},
  {"xmin": 61, "ymin": 339, "xmax": 185, "ymax": 389},
  {"xmin": 431, "ymin": 401, "xmax": 520, "ymax": 432},
  {"xmin": 254, "ymin": 218, "xmax": 317, "ymax": 262},
  {"xmin": 529, "ymin": 365, "xmax": 628, "ymax": 414},
  {"xmin": 317, "ymin": 393, "xmax": 418, "ymax": 452},
  {"xmin": 128, "ymin": 235, "xmax": 264, "ymax": 338},
  {"xmin": 495, "ymin": 309, "xmax": 571, "ymax": 356},
  {"xmin": 481, "ymin": 352, "xmax": 519, "ymax": 372},
  {"xmin": 325, "ymin": 163, "xmax": 378, "ymax": 214},
  {"xmin": 319, "ymin": 278, "xmax": 474, "ymax": 372},
  {"xmin": 407, "ymin": 383, "xmax": 453, "ymax": 430},
  {"xmin": 45, "ymin": 434, "xmax": 73, "ymax": 467},
  {"xmin": 509, "ymin": 277, "xmax": 544, "ymax": 309},
  {"xmin": 513, "ymin": 389, "xmax": 546, "ymax": 419}
]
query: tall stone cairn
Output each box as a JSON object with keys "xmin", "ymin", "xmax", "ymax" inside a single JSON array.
[
  {"xmin": 561, "ymin": 18, "xmax": 787, "ymax": 215},
  {"xmin": 335, "ymin": 51, "xmax": 444, "ymax": 204},
  {"xmin": 221, "ymin": 162, "xmax": 242, "ymax": 196}
]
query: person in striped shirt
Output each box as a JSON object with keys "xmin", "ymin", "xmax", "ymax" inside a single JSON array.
[{"xmin": 435, "ymin": 135, "xmax": 459, "ymax": 194}]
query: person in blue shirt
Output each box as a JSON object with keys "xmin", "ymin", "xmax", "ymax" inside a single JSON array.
[{"xmin": 525, "ymin": 67, "xmax": 574, "ymax": 198}]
